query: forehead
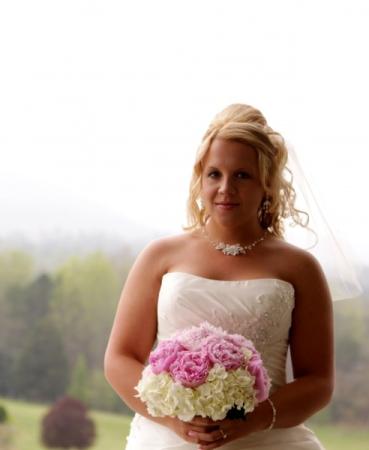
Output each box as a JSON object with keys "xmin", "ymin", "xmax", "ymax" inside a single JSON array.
[{"xmin": 202, "ymin": 138, "xmax": 258, "ymax": 169}]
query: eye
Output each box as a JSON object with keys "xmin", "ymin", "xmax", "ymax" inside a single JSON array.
[
  {"xmin": 236, "ymin": 171, "xmax": 251, "ymax": 179},
  {"xmin": 207, "ymin": 170, "xmax": 251, "ymax": 179}
]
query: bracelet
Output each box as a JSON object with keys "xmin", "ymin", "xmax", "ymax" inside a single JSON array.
[{"xmin": 265, "ymin": 398, "xmax": 276, "ymax": 431}]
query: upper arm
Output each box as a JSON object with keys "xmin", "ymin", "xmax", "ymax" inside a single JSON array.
[
  {"xmin": 104, "ymin": 237, "xmax": 169, "ymax": 367},
  {"xmin": 289, "ymin": 250, "xmax": 334, "ymax": 392}
]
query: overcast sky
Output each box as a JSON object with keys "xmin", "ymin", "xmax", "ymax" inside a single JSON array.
[{"xmin": 0, "ymin": 1, "xmax": 368, "ymax": 267}]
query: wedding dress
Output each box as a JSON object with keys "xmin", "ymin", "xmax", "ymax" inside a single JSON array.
[{"xmin": 125, "ymin": 271, "xmax": 325, "ymax": 450}]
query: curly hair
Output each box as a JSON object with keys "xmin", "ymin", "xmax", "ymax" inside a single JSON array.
[{"xmin": 182, "ymin": 103, "xmax": 309, "ymax": 239}]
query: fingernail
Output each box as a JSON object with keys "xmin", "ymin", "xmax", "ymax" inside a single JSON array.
[{"xmin": 188, "ymin": 430, "xmax": 196, "ymax": 436}]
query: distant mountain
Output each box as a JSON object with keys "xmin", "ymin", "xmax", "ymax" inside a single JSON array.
[
  {"xmin": 0, "ymin": 188, "xmax": 177, "ymax": 271},
  {"xmin": 0, "ymin": 227, "xmax": 169, "ymax": 274}
]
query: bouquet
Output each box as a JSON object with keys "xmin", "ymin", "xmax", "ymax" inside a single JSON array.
[{"xmin": 135, "ymin": 322, "xmax": 271, "ymax": 421}]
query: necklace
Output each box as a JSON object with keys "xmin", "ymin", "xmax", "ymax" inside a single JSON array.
[{"xmin": 201, "ymin": 226, "xmax": 268, "ymax": 256}]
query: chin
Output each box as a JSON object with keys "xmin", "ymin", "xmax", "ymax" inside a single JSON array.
[{"xmin": 214, "ymin": 216, "xmax": 244, "ymax": 226}]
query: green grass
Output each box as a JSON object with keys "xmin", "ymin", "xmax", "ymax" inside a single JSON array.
[
  {"xmin": 1, "ymin": 397, "xmax": 368, "ymax": 450},
  {"xmin": 306, "ymin": 421, "xmax": 369, "ymax": 450},
  {"xmin": 0, "ymin": 397, "xmax": 131, "ymax": 450}
]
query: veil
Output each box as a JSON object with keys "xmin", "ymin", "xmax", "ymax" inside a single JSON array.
[
  {"xmin": 283, "ymin": 143, "xmax": 363, "ymax": 302},
  {"xmin": 283, "ymin": 143, "xmax": 363, "ymax": 383}
]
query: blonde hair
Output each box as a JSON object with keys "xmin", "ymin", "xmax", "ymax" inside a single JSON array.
[{"xmin": 182, "ymin": 103, "xmax": 308, "ymax": 238}]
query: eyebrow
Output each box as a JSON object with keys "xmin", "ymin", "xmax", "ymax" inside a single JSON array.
[{"xmin": 206, "ymin": 166, "xmax": 252, "ymax": 171}]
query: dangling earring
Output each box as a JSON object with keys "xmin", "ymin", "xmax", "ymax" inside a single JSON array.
[
  {"xmin": 199, "ymin": 198, "xmax": 205, "ymax": 210},
  {"xmin": 259, "ymin": 196, "xmax": 272, "ymax": 229}
]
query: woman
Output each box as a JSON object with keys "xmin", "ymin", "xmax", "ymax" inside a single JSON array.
[{"xmin": 104, "ymin": 104, "xmax": 334, "ymax": 449}]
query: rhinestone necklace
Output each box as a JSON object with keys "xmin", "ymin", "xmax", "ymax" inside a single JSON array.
[{"xmin": 201, "ymin": 226, "xmax": 268, "ymax": 256}]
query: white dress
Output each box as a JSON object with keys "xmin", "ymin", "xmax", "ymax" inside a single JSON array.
[{"xmin": 125, "ymin": 271, "xmax": 325, "ymax": 450}]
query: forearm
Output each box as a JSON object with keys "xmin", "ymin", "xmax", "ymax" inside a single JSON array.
[
  {"xmin": 104, "ymin": 353, "xmax": 169, "ymax": 427},
  {"xmin": 247, "ymin": 375, "xmax": 333, "ymax": 431}
]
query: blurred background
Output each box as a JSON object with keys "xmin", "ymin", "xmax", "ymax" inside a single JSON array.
[{"xmin": 0, "ymin": 1, "xmax": 368, "ymax": 449}]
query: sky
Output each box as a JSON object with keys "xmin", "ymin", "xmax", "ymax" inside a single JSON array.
[{"xmin": 0, "ymin": 0, "xmax": 368, "ymax": 268}]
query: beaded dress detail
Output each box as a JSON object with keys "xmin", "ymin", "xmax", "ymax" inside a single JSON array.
[{"xmin": 125, "ymin": 272, "xmax": 325, "ymax": 450}]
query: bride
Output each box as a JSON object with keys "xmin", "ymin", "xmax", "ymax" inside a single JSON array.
[{"xmin": 104, "ymin": 104, "xmax": 333, "ymax": 449}]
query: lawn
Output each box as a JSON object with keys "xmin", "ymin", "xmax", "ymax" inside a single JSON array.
[
  {"xmin": 0, "ymin": 397, "xmax": 131, "ymax": 450},
  {"xmin": 0, "ymin": 397, "xmax": 368, "ymax": 450}
]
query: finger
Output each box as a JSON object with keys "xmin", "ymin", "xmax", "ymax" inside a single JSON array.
[
  {"xmin": 187, "ymin": 423, "xmax": 219, "ymax": 433},
  {"xmin": 188, "ymin": 428, "xmax": 225, "ymax": 443},
  {"xmin": 198, "ymin": 435, "xmax": 228, "ymax": 450},
  {"xmin": 186, "ymin": 424, "xmax": 218, "ymax": 434},
  {"xmin": 188, "ymin": 417, "xmax": 216, "ymax": 426}
]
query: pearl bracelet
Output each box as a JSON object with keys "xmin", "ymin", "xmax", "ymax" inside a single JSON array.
[{"xmin": 265, "ymin": 398, "xmax": 276, "ymax": 430}]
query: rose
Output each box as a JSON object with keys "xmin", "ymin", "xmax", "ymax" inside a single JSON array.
[
  {"xmin": 169, "ymin": 351, "xmax": 211, "ymax": 387},
  {"xmin": 223, "ymin": 333, "xmax": 254, "ymax": 352},
  {"xmin": 175, "ymin": 322, "xmax": 225, "ymax": 351},
  {"xmin": 247, "ymin": 352, "xmax": 271, "ymax": 402},
  {"xmin": 204, "ymin": 336, "xmax": 245, "ymax": 370},
  {"xmin": 149, "ymin": 340, "xmax": 186, "ymax": 374},
  {"xmin": 136, "ymin": 322, "xmax": 271, "ymax": 422}
]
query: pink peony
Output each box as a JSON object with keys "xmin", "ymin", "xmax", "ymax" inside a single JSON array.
[
  {"xmin": 204, "ymin": 336, "xmax": 245, "ymax": 370},
  {"xmin": 175, "ymin": 322, "xmax": 225, "ymax": 351},
  {"xmin": 169, "ymin": 350, "xmax": 211, "ymax": 387},
  {"xmin": 247, "ymin": 352, "xmax": 271, "ymax": 402},
  {"xmin": 223, "ymin": 333, "xmax": 254, "ymax": 352},
  {"xmin": 149, "ymin": 340, "xmax": 186, "ymax": 374}
]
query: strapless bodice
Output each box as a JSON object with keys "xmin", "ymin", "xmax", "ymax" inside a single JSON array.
[
  {"xmin": 125, "ymin": 272, "xmax": 325, "ymax": 449},
  {"xmin": 156, "ymin": 272, "xmax": 295, "ymax": 394}
]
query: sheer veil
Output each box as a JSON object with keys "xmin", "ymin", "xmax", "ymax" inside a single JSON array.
[{"xmin": 284, "ymin": 143, "xmax": 362, "ymax": 302}]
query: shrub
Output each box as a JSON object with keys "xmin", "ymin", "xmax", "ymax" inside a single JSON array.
[
  {"xmin": 41, "ymin": 396, "xmax": 95, "ymax": 449},
  {"xmin": 0, "ymin": 404, "xmax": 8, "ymax": 423}
]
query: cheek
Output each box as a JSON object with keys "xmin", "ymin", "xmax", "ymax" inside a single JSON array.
[
  {"xmin": 201, "ymin": 183, "xmax": 215, "ymax": 197},
  {"xmin": 241, "ymin": 190, "xmax": 264, "ymax": 209}
]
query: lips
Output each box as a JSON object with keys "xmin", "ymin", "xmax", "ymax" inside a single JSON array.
[
  {"xmin": 215, "ymin": 202, "xmax": 240, "ymax": 211},
  {"xmin": 216, "ymin": 202, "xmax": 239, "ymax": 206}
]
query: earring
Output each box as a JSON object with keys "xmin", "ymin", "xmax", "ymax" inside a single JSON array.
[
  {"xmin": 262, "ymin": 197, "xmax": 271, "ymax": 213},
  {"xmin": 199, "ymin": 198, "xmax": 205, "ymax": 209},
  {"xmin": 259, "ymin": 196, "xmax": 272, "ymax": 228}
]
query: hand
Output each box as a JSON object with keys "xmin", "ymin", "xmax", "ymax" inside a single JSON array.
[
  {"xmin": 164, "ymin": 415, "xmax": 222, "ymax": 447},
  {"xmin": 165, "ymin": 416, "xmax": 252, "ymax": 450},
  {"xmin": 187, "ymin": 417, "xmax": 253, "ymax": 450}
]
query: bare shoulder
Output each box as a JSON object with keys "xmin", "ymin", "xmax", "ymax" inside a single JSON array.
[
  {"xmin": 266, "ymin": 238, "xmax": 326, "ymax": 288},
  {"xmin": 135, "ymin": 232, "xmax": 190, "ymax": 278}
]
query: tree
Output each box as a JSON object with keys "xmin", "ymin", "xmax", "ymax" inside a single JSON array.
[
  {"xmin": 0, "ymin": 250, "xmax": 34, "ymax": 299},
  {"xmin": 88, "ymin": 369, "xmax": 133, "ymax": 414},
  {"xmin": 0, "ymin": 404, "xmax": 8, "ymax": 423},
  {"xmin": 0, "ymin": 272, "xmax": 55, "ymax": 397},
  {"xmin": 316, "ymin": 297, "xmax": 369, "ymax": 425},
  {"xmin": 0, "ymin": 251, "xmax": 34, "ymax": 371},
  {"xmin": 50, "ymin": 252, "xmax": 121, "ymax": 369},
  {"xmin": 67, "ymin": 355, "xmax": 90, "ymax": 404},
  {"xmin": 329, "ymin": 362, "xmax": 369, "ymax": 424},
  {"xmin": 0, "ymin": 351, "xmax": 14, "ymax": 396},
  {"xmin": 13, "ymin": 318, "xmax": 69, "ymax": 402},
  {"xmin": 334, "ymin": 298, "xmax": 365, "ymax": 371}
]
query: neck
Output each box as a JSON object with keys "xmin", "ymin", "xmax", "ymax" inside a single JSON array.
[{"xmin": 204, "ymin": 217, "xmax": 266, "ymax": 245}]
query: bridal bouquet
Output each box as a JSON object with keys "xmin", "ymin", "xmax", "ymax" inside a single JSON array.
[{"xmin": 135, "ymin": 322, "xmax": 271, "ymax": 421}]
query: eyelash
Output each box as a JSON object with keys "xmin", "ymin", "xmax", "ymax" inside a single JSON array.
[{"xmin": 207, "ymin": 171, "xmax": 251, "ymax": 179}]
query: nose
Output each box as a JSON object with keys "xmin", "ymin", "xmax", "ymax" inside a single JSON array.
[{"xmin": 218, "ymin": 175, "xmax": 237, "ymax": 194}]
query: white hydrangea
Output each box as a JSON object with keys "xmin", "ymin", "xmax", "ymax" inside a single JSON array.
[{"xmin": 136, "ymin": 364, "xmax": 258, "ymax": 421}]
